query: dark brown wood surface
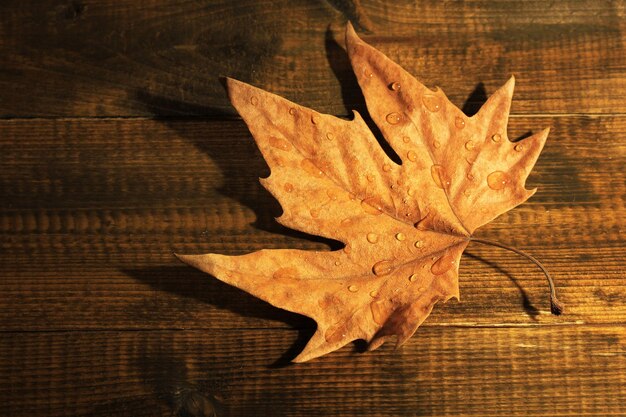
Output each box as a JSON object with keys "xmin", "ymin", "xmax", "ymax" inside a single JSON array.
[{"xmin": 1, "ymin": 1, "xmax": 625, "ymax": 416}]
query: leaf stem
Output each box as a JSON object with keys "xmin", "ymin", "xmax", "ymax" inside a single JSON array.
[{"xmin": 469, "ymin": 237, "xmax": 564, "ymax": 315}]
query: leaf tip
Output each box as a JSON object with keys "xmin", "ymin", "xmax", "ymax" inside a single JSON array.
[
  {"xmin": 345, "ymin": 20, "xmax": 362, "ymax": 50},
  {"xmin": 503, "ymin": 75, "xmax": 516, "ymax": 97}
]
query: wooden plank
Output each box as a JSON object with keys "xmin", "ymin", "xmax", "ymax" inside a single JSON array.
[
  {"xmin": 0, "ymin": 116, "xmax": 624, "ymax": 330},
  {"xmin": 0, "ymin": 0, "xmax": 624, "ymax": 116},
  {"xmin": 1, "ymin": 325, "xmax": 624, "ymax": 416}
]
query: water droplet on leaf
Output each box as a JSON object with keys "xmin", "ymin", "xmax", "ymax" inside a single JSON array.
[
  {"xmin": 367, "ymin": 233, "xmax": 379, "ymax": 243},
  {"xmin": 300, "ymin": 159, "xmax": 324, "ymax": 178},
  {"xmin": 273, "ymin": 267, "xmax": 298, "ymax": 279},
  {"xmin": 269, "ymin": 136, "xmax": 292, "ymax": 151},
  {"xmin": 464, "ymin": 140, "xmax": 475, "ymax": 151},
  {"xmin": 389, "ymin": 82, "xmax": 401, "ymax": 91},
  {"xmin": 430, "ymin": 165, "xmax": 449, "ymax": 189},
  {"xmin": 491, "ymin": 133, "xmax": 502, "ymax": 143},
  {"xmin": 487, "ymin": 171, "xmax": 508, "ymax": 190},
  {"xmin": 370, "ymin": 300, "xmax": 387, "ymax": 324},
  {"xmin": 407, "ymin": 150, "xmax": 417, "ymax": 162},
  {"xmin": 422, "ymin": 94, "xmax": 441, "ymax": 112},
  {"xmin": 386, "ymin": 112, "xmax": 402, "ymax": 125},
  {"xmin": 431, "ymin": 253, "xmax": 456, "ymax": 275},
  {"xmin": 455, "ymin": 116, "xmax": 466, "ymax": 129},
  {"xmin": 372, "ymin": 260, "xmax": 393, "ymax": 276},
  {"xmin": 361, "ymin": 198, "xmax": 383, "ymax": 215}
]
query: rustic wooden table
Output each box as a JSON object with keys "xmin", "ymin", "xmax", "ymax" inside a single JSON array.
[{"xmin": 1, "ymin": 1, "xmax": 625, "ymax": 416}]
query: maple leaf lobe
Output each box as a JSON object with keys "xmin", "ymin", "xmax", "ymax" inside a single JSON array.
[{"xmin": 177, "ymin": 23, "xmax": 549, "ymax": 362}]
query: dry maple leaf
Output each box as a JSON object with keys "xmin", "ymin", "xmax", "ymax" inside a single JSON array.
[{"xmin": 178, "ymin": 23, "xmax": 562, "ymax": 362}]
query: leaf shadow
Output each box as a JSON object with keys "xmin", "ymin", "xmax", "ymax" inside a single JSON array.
[
  {"xmin": 324, "ymin": 26, "xmax": 402, "ymax": 165},
  {"xmin": 463, "ymin": 252, "xmax": 540, "ymax": 319},
  {"xmin": 124, "ymin": 266, "xmax": 317, "ymax": 367},
  {"xmin": 461, "ymin": 83, "xmax": 488, "ymax": 116},
  {"xmin": 132, "ymin": 88, "xmax": 342, "ymax": 250}
]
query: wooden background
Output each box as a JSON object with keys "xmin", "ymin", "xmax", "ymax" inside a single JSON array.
[{"xmin": 1, "ymin": 1, "xmax": 625, "ymax": 415}]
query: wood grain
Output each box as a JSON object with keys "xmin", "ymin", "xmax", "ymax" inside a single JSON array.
[
  {"xmin": 0, "ymin": 116, "xmax": 624, "ymax": 333},
  {"xmin": 1, "ymin": 325, "xmax": 625, "ymax": 416},
  {"xmin": 2, "ymin": 1, "xmax": 625, "ymax": 415},
  {"xmin": 0, "ymin": 0, "xmax": 625, "ymax": 117}
]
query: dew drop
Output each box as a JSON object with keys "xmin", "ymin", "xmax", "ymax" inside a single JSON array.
[
  {"xmin": 414, "ymin": 240, "xmax": 424, "ymax": 248},
  {"xmin": 324, "ymin": 323, "xmax": 346, "ymax": 343},
  {"xmin": 407, "ymin": 150, "xmax": 417, "ymax": 162},
  {"xmin": 382, "ymin": 163, "xmax": 392, "ymax": 172},
  {"xmin": 369, "ymin": 290, "xmax": 378, "ymax": 298},
  {"xmin": 273, "ymin": 267, "xmax": 298, "ymax": 280},
  {"xmin": 455, "ymin": 116, "xmax": 466, "ymax": 129},
  {"xmin": 491, "ymin": 133, "xmax": 502, "ymax": 143},
  {"xmin": 370, "ymin": 300, "xmax": 387, "ymax": 324},
  {"xmin": 431, "ymin": 253, "xmax": 456, "ymax": 275},
  {"xmin": 418, "ymin": 286, "xmax": 426, "ymax": 292},
  {"xmin": 487, "ymin": 171, "xmax": 509, "ymax": 190},
  {"xmin": 364, "ymin": 68, "xmax": 373, "ymax": 78},
  {"xmin": 348, "ymin": 284, "xmax": 359, "ymax": 292},
  {"xmin": 300, "ymin": 159, "xmax": 324, "ymax": 178},
  {"xmin": 386, "ymin": 112, "xmax": 402, "ymax": 125},
  {"xmin": 372, "ymin": 260, "xmax": 393, "ymax": 276},
  {"xmin": 402, "ymin": 136, "xmax": 410, "ymax": 143},
  {"xmin": 310, "ymin": 208, "xmax": 320, "ymax": 218},
  {"xmin": 409, "ymin": 273, "xmax": 419, "ymax": 283},
  {"xmin": 433, "ymin": 140, "xmax": 441, "ymax": 149},
  {"xmin": 430, "ymin": 165, "xmax": 450, "ymax": 189},
  {"xmin": 463, "ymin": 189, "xmax": 472, "ymax": 197},
  {"xmin": 326, "ymin": 132, "xmax": 334, "ymax": 141},
  {"xmin": 395, "ymin": 232, "xmax": 406, "ymax": 241},
  {"xmin": 466, "ymin": 172, "xmax": 475, "ymax": 181},
  {"xmin": 389, "ymin": 81, "xmax": 401, "ymax": 91},
  {"xmin": 250, "ymin": 96, "xmax": 258, "ymax": 106},
  {"xmin": 361, "ymin": 198, "xmax": 383, "ymax": 216},
  {"xmin": 284, "ymin": 183, "xmax": 294, "ymax": 193},
  {"xmin": 269, "ymin": 136, "xmax": 292, "ymax": 151},
  {"xmin": 289, "ymin": 107, "xmax": 297, "ymax": 116},
  {"xmin": 367, "ymin": 233, "xmax": 379, "ymax": 243},
  {"xmin": 422, "ymin": 94, "xmax": 441, "ymax": 112},
  {"xmin": 343, "ymin": 244, "xmax": 352, "ymax": 254},
  {"xmin": 326, "ymin": 189, "xmax": 339, "ymax": 201},
  {"xmin": 366, "ymin": 173, "xmax": 375, "ymax": 182},
  {"xmin": 407, "ymin": 188, "xmax": 415, "ymax": 196},
  {"xmin": 464, "ymin": 140, "xmax": 475, "ymax": 151},
  {"xmin": 335, "ymin": 260, "xmax": 342, "ymax": 266},
  {"xmin": 514, "ymin": 143, "xmax": 524, "ymax": 152}
]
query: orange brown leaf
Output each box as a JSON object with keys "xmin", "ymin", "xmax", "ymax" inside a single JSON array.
[{"xmin": 177, "ymin": 23, "xmax": 549, "ymax": 362}]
